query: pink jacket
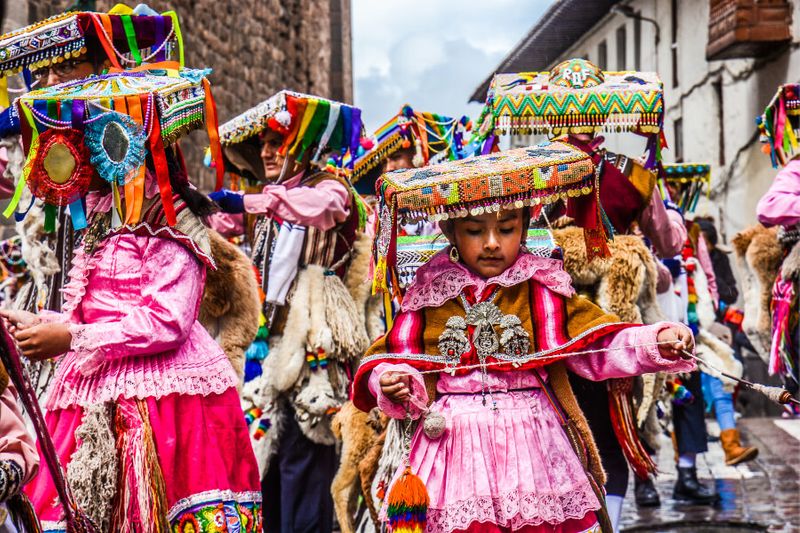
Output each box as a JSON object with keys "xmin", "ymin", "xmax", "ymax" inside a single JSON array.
[
  {"xmin": 44, "ymin": 232, "xmax": 238, "ymax": 411},
  {"xmin": 695, "ymin": 232, "xmax": 719, "ymax": 306},
  {"xmin": 639, "ymin": 188, "xmax": 687, "ymax": 258},
  {"xmin": 0, "ymin": 384, "xmax": 38, "ymax": 489},
  {"xmin": 756, "ymin": 159, "xmax": 800, "ymax": 227},
  {"xmin": 243, "ymin": 172, "xmax": 351, "ymax": 231}
]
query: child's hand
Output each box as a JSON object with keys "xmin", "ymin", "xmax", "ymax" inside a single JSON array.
[
  {"xmin": 14, "ymin": 323, "xmax": 72, "ymax": 361},
  {"xmin": 379, "ymin": 371, "xmax": 412, "ymax": 404},
  {"xmin": 0, "ymin": 309, "xmax": 40, "ymax": 333},
  {"xmin": 657, "ymin": 325, "xmax": 694, "ymax": 360}
]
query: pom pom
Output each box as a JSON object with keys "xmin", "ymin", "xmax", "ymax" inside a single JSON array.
[
  {"xmin": 386, "ymin": 466, "xmax": 429, "ymax": 533},
  {"xmin": 668, "ymin": 379, "xmax": 694, "ymax": 406},
  {"xmin": 401, "ymin": 105, "xmax": 415, "ymax": 118},
  {"xmin": 275, "ymin": 110, "xmax": 292, "ymax": 128},
  {"xmin": 203, "ymin": 147, "xmax": 213, "ymax": 168},
  {"xmin": 401, "ymin": 139, "xmax": 412, "ymax": 149},
  {"xmin": 244, "ymin": 359, "xmax": 263, "ymax": 382},
  {"xmin": 360, "ymin": 137, "xmax": 375, "ymax": 150},
  {"xmin": 422, "ymin": 411, "xmax": 446, "ymax": 439}
]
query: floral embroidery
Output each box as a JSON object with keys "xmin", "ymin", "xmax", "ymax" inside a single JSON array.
[{"xmin": 169, "ymin": 490, "xmax": 262, "ymax": 533}]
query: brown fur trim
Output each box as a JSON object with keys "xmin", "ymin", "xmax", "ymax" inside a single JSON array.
[{"xmin": 199, "ymin": 230, "xmax": 261, "ymax": 381}]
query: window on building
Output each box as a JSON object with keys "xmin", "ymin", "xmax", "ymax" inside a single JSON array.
[
  {"xmin": 671, "ymin": 0, "xmax": 679, "ymax": 87},
  {"xmin": 616, "ymin": 25, "xmax": 627, "ymax": 70},
  {"xmin": 633, "ymin": 15, "xmax": 641, "ymax": 70},
  {"xmin": 714, "ymin": 80, "xmax": 726, "ymax": 166},
  {"xmin": 597, "ymin": 40, "xmax": 608, "ymax": 70},
  {"xmin": 674, "ymin": 118, "xmax": 684, "ymax": 162}
]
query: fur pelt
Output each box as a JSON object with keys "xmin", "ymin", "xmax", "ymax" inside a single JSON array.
[
  {"xmin": 553, "ymin": 226, "xmax": 666, "ymax": 324},
  {"xmin": 732, "ymin": 224, "xmax": 782, "ymax": 362},
  {"xmin": 345, "ymin": 232, "xmax": 386, "ymax": 342},
  {"xmin": 198, "ymin": 230, "xmax": 261, "ymax": 381},
  {"xmin": 330, "ymin": 402, "xmax": 388, "ymax": 533}
]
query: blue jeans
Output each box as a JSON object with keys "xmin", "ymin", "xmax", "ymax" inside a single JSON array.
[{"xmin": 701, "ymin": 372, "xmax": 736, "ymax": 430}]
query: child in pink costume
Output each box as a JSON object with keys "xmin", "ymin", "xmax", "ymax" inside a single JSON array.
[{"xmin": 353, "ymin": 208, "xmax": 695, "ymax": 533}]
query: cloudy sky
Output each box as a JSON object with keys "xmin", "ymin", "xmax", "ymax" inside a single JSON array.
[{"xmin": 352, "ymin": 0, "xmax": 554, "ymax": 132}]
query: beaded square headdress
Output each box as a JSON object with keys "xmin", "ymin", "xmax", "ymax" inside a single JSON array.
[
  {"xmin": 218, "ymin": 90, "xmax": 365, "ymax": 182},
  {"xmin": 472, "ymin": 59, "xmax": 665, "ymax": 167},
  {"xmin": 660, "ymin": 163, "xmax": 711, "ymax": 213},
  {"xmin": 758, "ymin": 84, "xmax": 800, "ymax": 168},
  {"xmin": 343, "ymin": 104, "xmax": 472, "ymax": 187},
  {"xmin": 0, "ymin": 9, "xmax": 184, "ymax": 107},
  {"xmin": 372, "ymin": 140, "xmax": 595, "ymax": 296},
  {"xmin": 8, "ymin": 68, "xmax": 223, "ymax": 231}
]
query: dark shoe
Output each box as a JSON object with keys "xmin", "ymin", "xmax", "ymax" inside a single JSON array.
[
  {"xmin": 634, "ymin": 476, "xmax": 661, "ymax": 507},
  {"xmin": 672, "ymin": 466, "xmax": 719, "ymax": 505}
]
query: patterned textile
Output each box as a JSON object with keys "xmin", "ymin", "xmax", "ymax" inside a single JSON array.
[
  {"xmin": 395, "ymin": 229, "xmax": 559, "ymax": 289},
  {"xmin": 0, "ymin": 459, "xmax": 22, "ymax": 502},
  {"xmin": 758, "ymin": 83, "xmax": 800, "ymax": 167},
  {"xmin": 481, "ymin": 69, "xmax": 663, "ymax": 137},
  {"xmin": 342, "ymin": 104, "xmax": 471, "ymax": 182},
  {"xmin": 20, "ymin": 70, "xmax": 209, "ymax": 145},
  {"xmin": 0, "ymin": 11, "xmax": 181, "ymax": 76},
  {"xmin": 169, "ymin": 490, "xmax": 262, "ymax": 533},
  {"xmin": 381, "ymin": 142, "xmax": 593, "ymax": 221}
]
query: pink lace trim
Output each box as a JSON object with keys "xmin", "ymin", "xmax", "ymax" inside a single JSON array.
[
  {"xmin": 60, "ymin": 240, "xmax": 107, "ymax": 319},
  {"xmin": 402, "ymin": 251, "xmax": 575, "ymax": 311},
  {"xmin": 45, "ymin": 349, "xmax": 237, "ymax": 410},
  {"xmin": 425, "ymin": 487, "xmax": 598, "ymax": 533}
]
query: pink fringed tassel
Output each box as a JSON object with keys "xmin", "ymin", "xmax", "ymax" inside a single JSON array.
[{"xmin": 770, "ymin": 274, "xmax": 795, "ymax": 377}]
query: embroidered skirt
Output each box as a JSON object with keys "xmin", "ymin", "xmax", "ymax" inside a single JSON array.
[{"xmin": 28, "ymin": 388, "xmax": 262, "ymax": 532}]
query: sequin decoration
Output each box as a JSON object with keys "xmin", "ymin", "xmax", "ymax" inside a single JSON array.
[
  {"xmin": 26, "ymin": 128, "xmax": 93, "ymax": 206},
  {"xmin": 85, "ymin": 111, "xmax": 146, "ymax": 185}
]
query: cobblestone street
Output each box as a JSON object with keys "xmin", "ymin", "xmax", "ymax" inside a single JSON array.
[{"xmin": 621, "ymin": 419, "xmax": 800, "ymax": 532}]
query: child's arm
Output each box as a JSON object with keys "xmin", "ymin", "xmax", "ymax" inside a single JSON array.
[
  {"xmin": 566, "ymin": 322, "xmax": 695, "ymax": 381},
  {"xmin": 367, "ymin": 362, "xmax": 429, "ymax": 420},
  {"xmin": 65, "ymin": 236, "xmax": 208, "ymax": 374},
  {"xmin": 0, "ymin": 384, "xmax": 38, "ymax": 499}
]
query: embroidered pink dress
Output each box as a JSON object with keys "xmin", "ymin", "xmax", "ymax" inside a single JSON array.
[
  {"xmin": 363, "ymin": 253, "xmax": 693, "ymax": 533},
  {"xmin": 26, "ymin": 193, "xmax": 262, "ymax": 531}
]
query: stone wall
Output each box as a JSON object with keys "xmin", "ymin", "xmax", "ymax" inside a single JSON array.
[{"xmin": 24, "ymin": 0, "xmax": 353, "ymax": 189}]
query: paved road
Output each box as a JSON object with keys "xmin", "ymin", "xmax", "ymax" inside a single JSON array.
[{"xmin": 620, "ymin": 418, "xmax": 800, "ymax": 532}]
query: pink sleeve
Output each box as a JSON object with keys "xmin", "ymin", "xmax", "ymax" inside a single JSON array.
[
  {"xmin": 757, "ymin": 160, "xmax": 800, "ymax": 227},
  {"xmin": 67, "ymin": 238, "xmax": 205, "ymax": 374},
  {"xmin": 639, "ymin": 188, "xmax": 687, "ymax": 258},
  {"xmin": 205, "ymin": 212, "xmax": 244, "ymax": 238},
  {"xmin": 566, "ymin": 322, "xmax": 695, "ymax": 380},
  {"xmin": 367, "ymin": 362, "xmax": 429, "ymax": 420},
  {"xmin": 0, "ymin": 384, "xmax": 39, "ymax": 487},
  {"xmin": 695, "ymin": 236, "xmax": 719, "ymax": 306},
  {"xmin": 243, "ymin": 180, "xmax": 351, "ymax": 231}
]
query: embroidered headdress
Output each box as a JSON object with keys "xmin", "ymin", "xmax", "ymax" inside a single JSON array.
[
  {"xmin": 0, "ymin": 7, "xmax": 184, "ymax": 109},
  {"xmin": 8, "ymin": 68, "xmax": 224, "ymax": 231},
  {"xmin": 373, "ymin": 141, "xmax": 595, "ymax": 298},
  {"xmin": 343, "ymin": 104, "xmax": 471, "ymax": 188},
  {"xmin": 757, "ymin": 83, "xmax": 800, "ymax": 167},
  {"xmin": 471, "ymin": 58, "xmax": 666, "ymax": 167},
  {"xmin": 217, "ymin": 90, "xmax": 365, "ymax": 182},
  {"xmin": 660, "ymin": 163, "xmax": 711, "ymax": 213}
]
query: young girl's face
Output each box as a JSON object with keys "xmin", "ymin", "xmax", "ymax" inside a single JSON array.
[{"xmin": 449, "ymin": 209, "xmax": 525, "ymax": 278}]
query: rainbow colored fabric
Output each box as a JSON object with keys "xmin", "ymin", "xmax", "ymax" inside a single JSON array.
[
  {"xmin": 343, "ymin": 104, "xmax": 471, "ymax": 183},
  {"xmin": 372, "ymin": 141, "xmax": 594, "ymax": 296},
  {"xmin": 218, "ymin": 90, "xmax": 363, "ymax": 164},
  {"xmin": 757, "ymin": 84, "xmax": 800, "ymax": 168},
  {"xmin": 10, "ymin": 69, "xmax": 223, "ymax": 229}
]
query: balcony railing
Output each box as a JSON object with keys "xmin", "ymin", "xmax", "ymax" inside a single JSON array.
[{"xmin": 707, "ymin": 0, "xmax": 793, "ymax": 60}]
